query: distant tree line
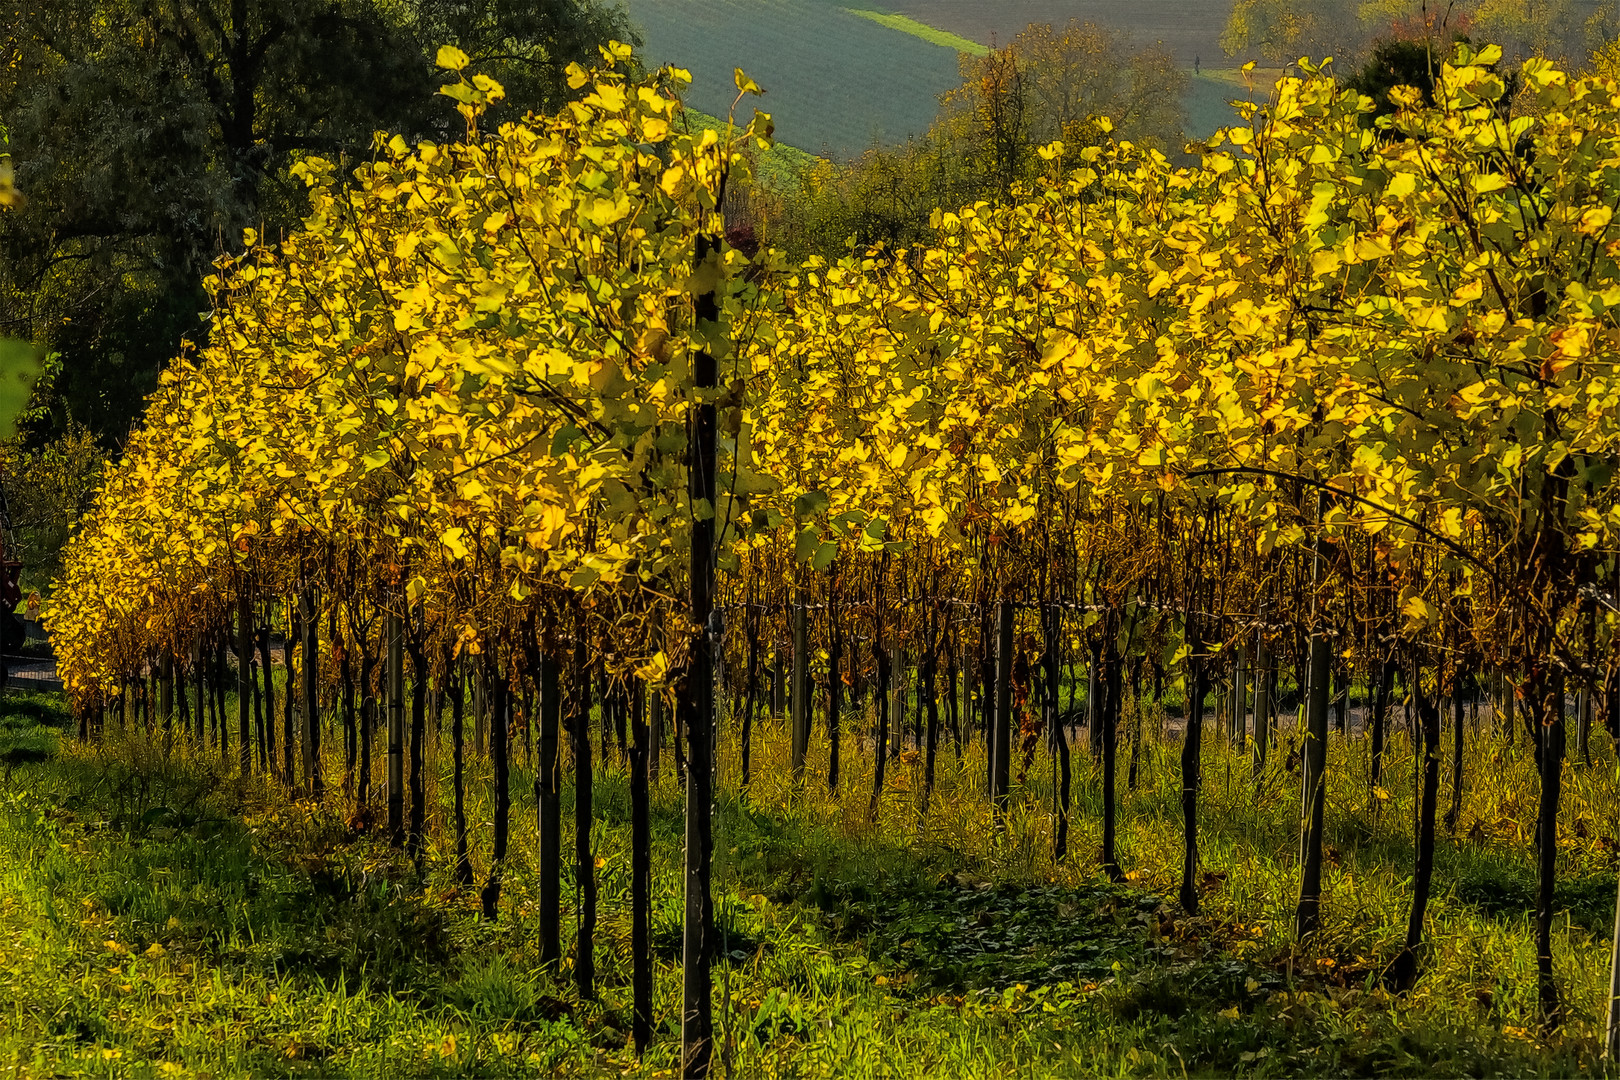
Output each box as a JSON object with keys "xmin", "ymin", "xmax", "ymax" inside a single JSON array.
[{"xmin": 744, "ymin": 21, "xmax": 1188, "ymax": 260}]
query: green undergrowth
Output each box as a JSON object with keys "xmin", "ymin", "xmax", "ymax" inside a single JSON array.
[
  {"xmin": 678, "ymin": 108, "xmax": 820, "ymax": 194},
  {"xmin": 0, "ymin": 689, "xmax": 1614, "ymax": 1077}
]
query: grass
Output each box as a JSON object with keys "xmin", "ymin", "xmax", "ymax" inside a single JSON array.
[
  {"xmin": 840, "ymin": 9, "xmax": 989, "ymax": 56},
  {"xmin": 0, "ymin": 683, "xmax": 1616, "ymax": 1076}
]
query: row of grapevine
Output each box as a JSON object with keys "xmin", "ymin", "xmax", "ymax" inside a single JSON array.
[{"xmin": 46, "ymin": 42, "xmax": 1620, "ymax": 1066}]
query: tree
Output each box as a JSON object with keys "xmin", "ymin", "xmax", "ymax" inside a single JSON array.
[
  {"xmin": 1220, "ymin": 0, "xmax": 1363, "ymax": 63},
  {"xmin": 1003, "ymin": 22, "xmax": 1187, "ymax": 154},
  {"xmin": 755, "ymin": 22, "xmax": 1186, "ymax": 259},
  {"xmin": 0, "ymin": 0, "xmax": 632, "ymax": 445}
]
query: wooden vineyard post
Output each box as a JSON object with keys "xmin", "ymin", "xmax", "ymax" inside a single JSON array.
[
  {"xmin": 681, "ymin": 227, "xmax": 719, "ymax": 1080},
  {"xmin": 537, "ymin": 626, "xmax": 562, "ymax": 964}
]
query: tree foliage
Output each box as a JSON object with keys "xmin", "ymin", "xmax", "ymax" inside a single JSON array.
[
  {"xmin": 756, "ymin": 21, "xmax": 1186, "ymax": 259},
  {"xmin": 44, "ymin": 39, "xmax": 1620, "ymax": 1032}
]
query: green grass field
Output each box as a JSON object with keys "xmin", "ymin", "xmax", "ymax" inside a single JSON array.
[
  {"xmin": 2, "ymin": 680, "xmax": 1617, "ymax": 1076},
  {"xmin": 623, "ymin": 0, "xmax": 963, "ymax": 160},
  {"xmin": 624, "ymin": 0, "xmax": 1269, "ymax": 164},
  {"xmin": 842, "ymin": 9, "xmax": 989, "ymax": 56}
]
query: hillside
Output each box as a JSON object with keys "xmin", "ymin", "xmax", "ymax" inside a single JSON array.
[{"xmin": 621, "ymin": 0, "xmax": 1246, "ymax": 161}]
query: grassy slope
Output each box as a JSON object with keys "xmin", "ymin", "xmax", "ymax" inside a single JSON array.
[
  {"xmin": 842, "ymin": 9, "xmax": 989, "ymax": 56},
  {"xmin": 0, "ymin": 679, "xmax": 1615, "ymax": 1077},
  {"xmin": 861, "ymin": 0, "xmax": 1233, "ymax": 64},
  {"xmin": 625, "ymin": 0, "xmax": 1276, "ymax": 161},
  {"xmin": 622, "ymin": 0, "xmax": 962, "ymax": 160}
]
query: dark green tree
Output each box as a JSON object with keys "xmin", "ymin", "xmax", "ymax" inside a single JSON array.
[{"xmin": 0, "ymin": 0, "xmax": 633, "ymax": 444}]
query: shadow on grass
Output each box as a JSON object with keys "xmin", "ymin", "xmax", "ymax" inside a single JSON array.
[{"xmin": 8, "ymin": 737, "xmax": 455, "ymax": 996}]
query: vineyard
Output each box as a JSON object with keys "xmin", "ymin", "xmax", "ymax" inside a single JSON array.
[{"xmin": 19, "ymin": 38, "xmax": 1620, "ymax": 1077}]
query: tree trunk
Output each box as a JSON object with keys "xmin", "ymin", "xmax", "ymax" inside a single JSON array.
[
  {"xmin": 1231, "ymin": 644, "xmax": 1247, "ymax": 750},
  {"xmin": 193, "ymin": 639, "xmax": 206, "ymax": 745},
  {"xmin": 341, "ymin": 633, "xmax": 357, "ymax": 797},
  {"xmin": 1391, "ymin": 661, "xmax": 1440, "ymax": 991},
  {"xmin": 1295, "ymin": 631, "xmax": 1331, "ymax": 938},
  {"xmin": 890, "ymin": 650, "xmax": 906, "ymax": 760},
  {"xmin": 175, "ymin": 654, "xmax": 191, "ymax": 743},
  {"xmin": 253, "ymin": 633, "xmax": 269, "ymax": 774},
  {"xmin": 1534, "ymin": 670, "xmax": 1566, "ymax": 1027},
  {"xmin": 449, "ymin": 649, "xmax": 472, "ymax": 886},
  {"xmin": 573, "ymin": 622, "xmax": 597, "ymax": 1001},
  {"xmin": 480, "ymin": 653, "xmax": 510, "ymax": 920},
  {"xmin": 649, "ymin": 691, "xmax": 662, "ymax": 785},
  {"xmin": 300, "ymin": 588, "xmax": 321, "ymax": 798},
  {"xmin": 1503, "ymin": 669, "xmax": 1517, "ymax": 744},
  {"xmin": 828, "ymin": 611, "xmax": 842, "ymax": 793},
  {"xmin": 406, "ymin": 623, "xmax": 427, "ymax": 859},
  {"xmin": 1579, "ymin": 688, "xmax": 1593, "ymax": 767},
  {"xmin": 1101, "ymin": 632, "xmax": 1122, "ymax": 881},
  {"xmin": 922, "ymin": 634, "xmax": 939, "ymax": 809},
  {"xmin": 1087, "ymin": 653, "xmax": 1102, "ymax": 760},
  {"xmin": 1331, "ymin": 663, "xmax": 1346, "ymax": 735},
  {"xmin": 991, "ymin": 600, "xmax": 1013, "ymax": 820},
  {"xmin": 473, "ymin": 657, "xmax": 486, "ymax": 759},
  {"xmin": 358, "ymin": 639, "xmax": 376, "ymax": 808},
  {"xmin": 1444, "ymin": 688, "xmax": 1464, "ymax": 834},
  {"xmin": 1370, "ymin": 656, "xmax": 1393, "ymax": 792},
  {"xmin": 160, "ymin": 651, "xmax": 174, "ymax": 750},
  {"xmin": 1179, "ymin": 653, "xmax": 1205, "ymax": 914},
  {"xmin": 213, "ymin": 634, "xmax": 228, "ymax": 762},
  {"xmin": 630, "ymin": 676, "xmax": 653, "ymax": 1058},
  {"xmin": 791, "ymin": 593, "xmax": 808, "ymax": 778},
  {"xmin": 537, "ymin": 627, "xmax": 562, "ymax": 963},
  {"xmin": 386, "ymin": 609, "xmax": 405, "ymax": 847},
  {"xmin": 257, "ymin": 622, "xmax": 276, "ymax": 778},
  {"xmin": 772, "ymin": 639, "xmax": 784, "ymax": 719},
  {"xmin": 1047, "ymin": 605, "xmax": 1071, "ymax": 861},
  {"xmin": 947, "ymin": 642, "xmax": 962, "ymax": 760},
  {"xmin": 870, "ymin": 617, "xmax": 890, "ymax": 824},
  {"xmin": 741, "ymin": 610, "xmax": 757, "ymax": 787},
  {"xmin": 681, "ymin": 226, "xmax": 719, "ymax": 1077},
  {"xmin": 1253, "ymin": 638, "xmax": 1270, "ymax": 782},
  {"xmin": 283, "ymin": 602, "xmax": 298, "ymax": 786}
]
